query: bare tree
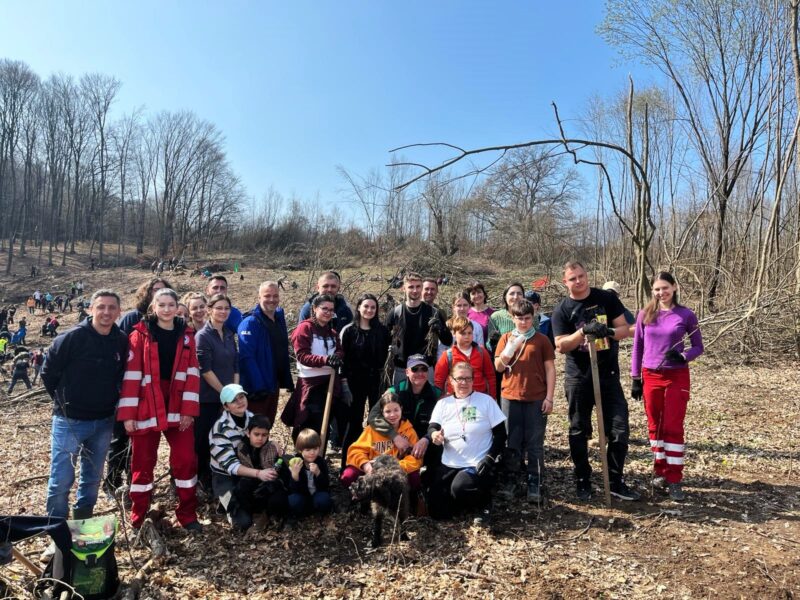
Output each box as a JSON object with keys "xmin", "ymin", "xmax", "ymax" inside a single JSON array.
[{"xmin": 81, "ymin": 73, "xmax": 120, "ymax": 265}]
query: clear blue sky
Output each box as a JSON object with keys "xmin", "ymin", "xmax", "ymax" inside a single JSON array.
[{"xmin": 1, "ymin": 1, "xmax": 653, "ymax": 215}]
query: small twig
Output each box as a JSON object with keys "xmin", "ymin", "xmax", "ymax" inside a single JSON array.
[
  {"xmin": 345, "ymin": 536, "xmax": 364, "ymax": 567},
  {"xmin": 12, "ymin": 474, "xmax": 48, "ymax": 487},
  {"xmin": 31, "ymin": 577, "xmax": 86, "ymax": 600},
  {"xmin": 752, "ymin": 528, "xmax": 800, "ymax": 547},
  {"xmin": 632, "ymin": 511, "xmax": 667, "ymax": 539},
  {"xmin": 535, "ymin": 517, "xmax": 594, "ymax": 549},
  {"xmin": 754, "ymin": 558, "xmax": 778, "ymax": 585},
  {"xmin": 437, "ymin": 568, "xmax": 502, "ymax": 584}
]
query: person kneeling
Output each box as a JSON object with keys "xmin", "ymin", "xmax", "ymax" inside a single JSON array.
[
  {"xmin": 340, "ymin": 392, "xmax": 422, "ymax": 496},
  {"xmin": 210, "ymin": 385, "xmax": 288, "ymax": 531},
  {"xmin": 287, "ymin": 428, "xmax": 333, "ymax": 520},
  {"xmin": 427, "ymin": 361, "xmax": 507, "ymax": 526}
]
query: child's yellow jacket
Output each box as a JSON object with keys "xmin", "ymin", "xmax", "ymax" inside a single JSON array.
[{"xmin": 346, "ymin": 419, "xmax": 422, "ymax": 474}]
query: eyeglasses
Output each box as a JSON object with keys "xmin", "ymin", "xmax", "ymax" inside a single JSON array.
[
  {"xmin": 451, "ymin": 377, "xmax": 473, "ymax": 383},
  {"xmin": 318, "ymin": 307, "xmax": 334, "ymax": 313},
  {"xmin": 410, "ymin": 365, "xmax": 429, "ymax": 373}
]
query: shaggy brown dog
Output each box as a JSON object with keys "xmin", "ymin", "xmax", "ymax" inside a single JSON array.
[{"xmin": 350, "ymin": 454, "xmax": 410, "ymax": 547}]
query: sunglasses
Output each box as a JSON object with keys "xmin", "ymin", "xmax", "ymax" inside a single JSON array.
[{"xmin": 410, "ymin": 365, "xmax": 429, "ymax": 373}]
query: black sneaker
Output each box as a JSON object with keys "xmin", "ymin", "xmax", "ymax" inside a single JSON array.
[
  {"xmin": 526, "ymin": 477, "xmax": 542, "ymax": 503},
  {"xmin": 610, "ymin": 480, "xmax": 641, "ymax": 501},
  {"xmin": 668, "ymin": 483, "xmax": 686, "ymax": 501},
  {"xmin": 576, "ymin": 478, "xmax": 592, "ymax": 501}
]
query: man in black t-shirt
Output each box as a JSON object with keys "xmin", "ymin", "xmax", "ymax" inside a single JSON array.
[{"xmin": 551, "ymin": 261, "xmax": 640, "ymax": 502}]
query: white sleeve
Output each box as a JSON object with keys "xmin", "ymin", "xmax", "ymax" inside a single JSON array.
[
  {"xmin": 478, "ymin": 393, "xmax": 506, "ymax": 428},
  {"xmin": 430, "ymin": 399, "xmax": 445, "ymax": 425}
]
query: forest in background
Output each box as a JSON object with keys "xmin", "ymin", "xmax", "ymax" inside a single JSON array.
[{"xmin": 2, "ymin": 0, "xmax": 800, "ymax": 359}]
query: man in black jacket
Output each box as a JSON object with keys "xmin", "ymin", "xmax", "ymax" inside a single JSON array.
[
  {"xmin": 385, "ymin": 273, "xmax": 452, "ymax": 387},
  {"xmin": 41, "ymin": 289, "xmax": 128, "ymax": 520}
]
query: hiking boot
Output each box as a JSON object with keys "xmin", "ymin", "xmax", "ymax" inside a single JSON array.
[
  {"xmin": 252, "ymin": 512, "xmax": 269, "ymax": 533},
  {"xmin": 651, "ymin": 476, "xmax": 668, "ymax": 491},
  {"xmin": 526, "ymin": 477, "xmax": 542, "ymax": 504},
  {"xmin": 576, "ymin": 478, "xmax": 592, "ymax": 502},
  {"xmin": 668, "ymin": 483, "xmax": 686, "ymax": 502},
  {"xmin": 473, "ymin": 503, "xmax": 492, "ymax": 527},
  {"xmin": 610, "ymin": 480, "xmax": 641, "ymax": 501}
]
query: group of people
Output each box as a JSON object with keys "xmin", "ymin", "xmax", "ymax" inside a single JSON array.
[{"xmin": 39, "ymin": 262, "xmax": 703, "ymax": 543}]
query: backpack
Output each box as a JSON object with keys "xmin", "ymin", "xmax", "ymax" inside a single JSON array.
[{"xmin": 38, "ymin": 516, "xmax": 120, "ymax": 600}]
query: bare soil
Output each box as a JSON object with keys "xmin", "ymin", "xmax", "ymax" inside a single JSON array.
[{"xmin": 1, "ymin": 250, "xmax": 798, "ymax": 599}]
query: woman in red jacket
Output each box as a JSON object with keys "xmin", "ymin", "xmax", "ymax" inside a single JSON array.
[
  {"xmin": 434, "ymin": 316, "xmax": 496, "ymax": 399},
  {"xmin": 117, "ymin": 288, "xmax": 202, "ymax": 531}
]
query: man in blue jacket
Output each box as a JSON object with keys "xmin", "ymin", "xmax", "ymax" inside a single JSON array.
[
  {"xmin": 41, "ymin": 289, "xmax": 129, "ymax": 521},
  {"xmin": 237, "ymin": 281, "xmax": 293, "ymax": 423}
]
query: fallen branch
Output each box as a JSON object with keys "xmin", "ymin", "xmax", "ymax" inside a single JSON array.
[
  {"xmin": 119, "ymin": 556, "xmax": 158, "ymax": 600},
  {"xmin": 11, "ymin": 546, "xmax": 43, "ymax": 577},
  {"xmin": 437, "ymin": 568, "xmax": 502, "ymax": 584},
  {"xmin": 12, "ymin": 474, "xmax": 48, "ymax": 487},
  {"xmin": 752, "ymin": 528, "xmax": 800, "ymax": 547}
]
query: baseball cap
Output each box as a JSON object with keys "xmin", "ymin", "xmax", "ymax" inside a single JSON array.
[
  {"xmin": 602, "ymin": 281, "xmax": 621, "ymax": 295},
  {"xmin": 406, "ymin": 354, "xmax": 427, "ymax": 369},
  {"xmin": 524, "ymin": 291, "xmax": 541, "ymax": 304},
  {"xmin": 220, "ymin": 383, "xmax": 248, "ymax": 405}
]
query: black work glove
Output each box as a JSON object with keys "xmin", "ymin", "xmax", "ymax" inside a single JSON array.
[
  {"xmin": 489, "ymin": 331, "xmax": 501, "ymax": 349},
  {"xmin": 582, "ymin": 320, "xmax": 610, "ymax": 338},
  {"xmin": 476, "ymin": 454, "xmax": 499, "ymax": 477},
  {"xmin": 631, "ymin": 378, "xmax": 643, "ymax": 400},
  {"xmin": 428, "ymin": 316, "xmax": 443, "ymax": 336},
  {"xmin": 326, "ymin": 354, "xmax": 344, "ymax": 369},
  {"xmin": 664, "ymin": 349, "xmax": 686, "ymax": 364}
]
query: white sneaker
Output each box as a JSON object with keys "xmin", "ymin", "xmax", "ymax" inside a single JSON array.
[{"xmin": 38, "ymin": 542, "xmax": 56, "ymax": 564}]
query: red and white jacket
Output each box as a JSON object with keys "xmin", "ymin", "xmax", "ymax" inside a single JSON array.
[{"xmin": 117, "ymin": 319, "xmax": 201, "ymax": 434}]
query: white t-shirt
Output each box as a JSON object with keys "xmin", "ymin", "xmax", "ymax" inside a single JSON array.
[{"xmin": 430, "ymin": 391, "xmax": 506, "ymax": 469}]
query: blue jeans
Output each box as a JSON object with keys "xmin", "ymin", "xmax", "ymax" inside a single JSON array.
[
  {"xmin": 46, "ymin": 415, "xmax": 115, "ymax": 519},
  {"xmin": 287, "ymin": 491, "xmax": 333, "ymax": 518}
]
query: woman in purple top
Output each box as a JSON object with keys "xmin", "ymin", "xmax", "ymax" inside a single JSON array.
[
  {"xmin": 465, "ymin": 281, "xmax": 495, "ymax": 340},
  {"xmin": 631, "ymin": 272, "xmax": 703, "ymax": 501}
]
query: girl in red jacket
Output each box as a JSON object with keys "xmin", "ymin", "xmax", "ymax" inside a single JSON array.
[
  {"xmin": 434, "ymin": 316, "xmax": 496, "ymax": 399},
  {"xmin": 118, "ymin": 288, "xmax": 202, "ymax": 531}
]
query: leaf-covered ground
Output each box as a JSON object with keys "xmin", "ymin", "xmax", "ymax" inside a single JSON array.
[{"xmin": 1, "ymin": 257, "xmax": 798, "ymax": 598}]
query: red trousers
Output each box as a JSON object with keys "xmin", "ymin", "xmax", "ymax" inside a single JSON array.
[
  {"xmin": 129, "ymin": 382, "xmax": 198, "ymax": 527},
  {"xmin": 643, "ymin": 367, "xmax": 690, "ymax": 483}
]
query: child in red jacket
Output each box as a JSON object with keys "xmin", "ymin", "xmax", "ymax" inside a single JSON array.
[{"xmin": 117, "ymin": 288, "xmax": 202, "ymax": 531}]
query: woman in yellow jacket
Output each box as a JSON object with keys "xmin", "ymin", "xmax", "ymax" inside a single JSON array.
[{"xmin": 340, "ymin": 391, "xmax": 422, "ymax": 492}]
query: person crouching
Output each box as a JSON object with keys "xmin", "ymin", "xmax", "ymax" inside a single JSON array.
[
  {"xmin": 286, "ymin": 428, "xmax": 333, "ymax": 520},
  {"xmin": 210, "ymin": 385, "xmax": 288, "ymax": 531},
  {"xmin": 340, "ymin": 392, "xmax": 422, "ymax": 493}
]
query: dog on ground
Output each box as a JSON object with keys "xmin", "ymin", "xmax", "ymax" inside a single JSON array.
[{"xmin": 350, "ymin": 454, "xmax": 410, "ymax": 548}]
